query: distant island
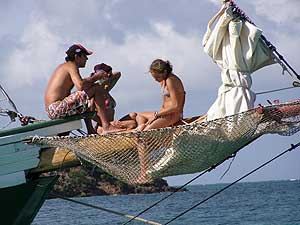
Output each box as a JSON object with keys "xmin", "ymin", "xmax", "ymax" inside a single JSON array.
[{"xmin": 43, "ymin": 164, "xmax": 184, "ymax": 198}]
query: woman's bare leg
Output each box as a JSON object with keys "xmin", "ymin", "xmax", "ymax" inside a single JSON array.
[
  {"xmin": 110, "ymin": 112, "xmax": 138, "ymax": 129},
  {"xmin": 132, "ymin": 112, "xmax": 154, "ymax": 183},
  {"xmin": 135, "ymin": 138, "xmax": 152, "ymax": 183},
  {"xmin": 135, "ymin": 112, "xmax": 153, "ymax": 131},
  {"xmin": 144, "ymin": 113, "xmax": 181, "ymax": 131},
  {"xmin": 135, "ymin": 113, "xmax": 181, "ymax": 183},
  {"xmin": 85, "ymin": 85, "xmax": 124, "ymax": 134},
  {"xmin": 111, "ymin": 120, "xmax": 137, "ymax": 129}
]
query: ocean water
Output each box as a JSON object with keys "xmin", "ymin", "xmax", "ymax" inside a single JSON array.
[{"xmin": 33, "ymin": 180, "xmax": 300, "ymax": 225}]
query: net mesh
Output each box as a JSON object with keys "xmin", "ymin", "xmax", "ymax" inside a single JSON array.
[{"xmin": 30, "ymin": 101, "xmax": 300, "ymax": 184}]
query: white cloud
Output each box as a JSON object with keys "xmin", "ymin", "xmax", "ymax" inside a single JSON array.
[
  {"xmin": 102, "ymin": 0, "xmax": 123, "ymax": 21},
  {"xmin": 1, "ymin": 11, "xmax": 214, "ymax": 116},
  {"xmin": 85, "ymin": 21, "xmax": 216, "ymax": 116},
  {"xmin": 4, "ymin": 14, "xmax": 62, "ymax": 89},
  {"xmin": 4, "ymin": 1, "xmax": 298, "ymax": 117},
  {"xmin": 251, "ymin": 0, "xmax": 300, "ymax": 24},
  {"xmin": 206, "ymin": 0, "xmax": 300, "ymax": 28},
  {"xmin": 207, "ymin": 0, "xmax": 222, "ymax": 6}
]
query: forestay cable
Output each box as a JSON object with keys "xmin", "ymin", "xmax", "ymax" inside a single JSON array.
[
  {"xmin": 51, "ymin": 193, "xmax": 162, "ymax": 225},
  {"xmin": 122, "ymin": 168, "xmax": 213, "ymax": 225}
]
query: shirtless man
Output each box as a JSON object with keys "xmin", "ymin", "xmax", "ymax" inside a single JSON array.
[{"xmin": 44, "ymin": 43, "xmax": 122, "ymax": 134}]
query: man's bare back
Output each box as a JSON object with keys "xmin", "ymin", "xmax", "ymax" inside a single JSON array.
[{"xmin": 44, "ymin": 62, "xmax": 76, "ymax": 109}]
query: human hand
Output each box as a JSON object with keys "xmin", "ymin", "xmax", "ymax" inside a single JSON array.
[
  {"xmin": 145, "ymin": 112, "xmax": 158, "ymax": 126},
  {"xmin": 82, "ymin": 80, "xmax": 93, "ymax": 90},
  {"xmin": 93, "ymin": 70, "xmax": 109, "ymax": 81}
]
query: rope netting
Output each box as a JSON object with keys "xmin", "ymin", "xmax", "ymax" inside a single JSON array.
[{"xmin": 30, "ymin": 101, "xmax": 300, "ymax": 184}]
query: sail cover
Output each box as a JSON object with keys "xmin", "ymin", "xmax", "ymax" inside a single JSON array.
[
  {"xmin": 30, "ymin": 102, "xmax": 300, "ymax": 184},
  {"xmin": 203, "ymin": 6, "xmax": 275, "ymax": 121}
]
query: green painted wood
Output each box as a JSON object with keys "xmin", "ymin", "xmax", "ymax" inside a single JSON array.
[
  {"xmin": 0, "ymin": 119, "xmax": 82, "ymax": 147},
  {"xmin": 1, "ymin": 175, "xmax": 59, "ymax": 225},
  {"xmin": 0, "ymin": 147, "xmax": 40, "ymax": 165},
  {"xmin": 0, "ymin": 158, "xmax": 40, "ymax": 176},
  {"xmin": 0, "ymin": 142, "xmax": 33, "ymax": 155},
  {"xmin": 0, "ymin": 112, "xmax": 94, "ymax": 138},
  {"xmin": 0, "ymin": 171, "xmax": 26, "ymax": 188}
]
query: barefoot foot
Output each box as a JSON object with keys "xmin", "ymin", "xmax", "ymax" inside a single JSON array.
[
  {"xmin": 134, "ymin": 124, "xmax": 146, "ymax": 132},
  {"xmin": 97, "ymin": 125, "xmax": 126, "ymax": 135}
]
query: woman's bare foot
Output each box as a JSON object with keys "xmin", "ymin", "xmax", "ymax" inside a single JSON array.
[
  {"xmin": 97, "ymin": 125, "xmax": 126, "ymax": 135},
  {"xmin": 111, "ymin": 120, "xmax": 137, "ymax": 130},
  {"xmin": 110, "ymin": 120, "xmax": 125, "ymax": 128},
  {"xmin": 134, "ymin": 124, "xmax": 146, "ymax": 132},
  {"xmin": 97, "ymin": 126, "xmax": 104, "ymax": 134}
]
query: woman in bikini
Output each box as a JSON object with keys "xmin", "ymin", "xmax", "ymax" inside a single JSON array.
[
  {"xmin": 131, "ymin": 59, "xmax": 185, "ymax": 183},
  {"xmin": 135, "ymin": 59, "xmax": 185, "ymax": 131}
]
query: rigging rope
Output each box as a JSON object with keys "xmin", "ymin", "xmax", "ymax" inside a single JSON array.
[
  {"xmin": 219, "ymin": 155, "xmax": 235, "ymax": 179},
  {"xmin": 50, "ymin": 193, "xmax": 162, "ymax": 225},
  {"xmin": 162, "ymin": 141, "xmax": 300, "ymax": 224},
  {"xmin": 122, "ymin": 168, "xmax": 213, "ymax": 225},
  {"xmin": 256, "ymin": 81, "xmax": 300, "ymax": 95},
  {"xmin": 123, "ymin": 135, "xmax": 259, "ymax": 224},
  {"xmin": 0, "ymin": 83, "xmax": 40, "ymax": 126}
]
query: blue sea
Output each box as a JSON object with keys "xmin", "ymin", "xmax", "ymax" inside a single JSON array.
[{"xmin": 33, "ymin": 180, "xmax": 300, "ymax": 225}]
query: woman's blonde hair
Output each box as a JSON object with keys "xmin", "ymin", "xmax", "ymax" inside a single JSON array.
[{"xmin": 149, "ymin": 59, "xmax": 173, "ymax": 74}]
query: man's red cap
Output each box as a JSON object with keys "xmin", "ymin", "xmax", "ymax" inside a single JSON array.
[{"xmin": 66, "ymin": 43, "xmax": 93, "ymax": 56}]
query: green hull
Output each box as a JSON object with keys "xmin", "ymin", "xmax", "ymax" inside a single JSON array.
[{"xmin": 1, "ymin": 176, "xmax": 58, "ymax": 225}]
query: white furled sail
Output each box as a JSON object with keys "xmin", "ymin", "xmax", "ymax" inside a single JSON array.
[{"xmin": 203, "ymin": 6, "xmax": 275, "ymax": 121}]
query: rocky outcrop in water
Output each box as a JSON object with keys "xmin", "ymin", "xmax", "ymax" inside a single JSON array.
[{"xmin": 44, "ymin": 165, "xmax": 182, "ymax": 197}]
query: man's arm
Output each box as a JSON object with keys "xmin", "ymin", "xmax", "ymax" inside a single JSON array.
[
  {"xmin": 82, "ymin": 71, "xmax": 109, "ymax": 90},
  {"xmin": 68, "ymin": 64, "xmax": 108, "ymax": 91},
  {"xmin": 68, "ymin": 64, "xmax": 85, "ymax": 90},
  {"xmin": 100, "ymin": 71, "xmax": 121, "ymax": 92}
]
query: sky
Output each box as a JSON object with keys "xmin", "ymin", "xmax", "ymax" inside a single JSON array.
[{"xmin": 0, "ymin": 0, "xmax": 299, "ymax": 186}]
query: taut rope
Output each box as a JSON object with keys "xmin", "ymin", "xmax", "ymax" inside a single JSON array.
[
  {"xmin": 163, "ymin": 141, "xmax": 300, "ymax": 224},
  {"xmin": 51, "ymin": 193, "xmax": 162, "ymax": 225}
]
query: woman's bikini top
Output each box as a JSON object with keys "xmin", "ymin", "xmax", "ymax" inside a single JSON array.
[
  {"xmin": 161, "ymin": 80, "xmax": 170, "ymax": 97},
  {"xmin": 161, "ymin": 78, "xmax": 186, "ymax": 97}
]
